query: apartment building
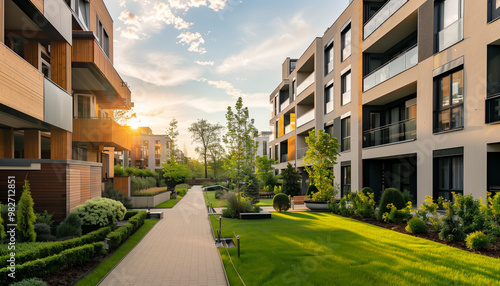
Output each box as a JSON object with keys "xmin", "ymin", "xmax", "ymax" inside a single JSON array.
[
  {"xmin": 130, "ymin": 127, "xmax": 173, "ymax": 172},
  {"xmin": 269, "ymin": 0, "xmax": 500, "ymax": 205},
  {"xmin": 0, "ymin": 0, "xmax": 132, "ymax": 220},
  {"xmin": 255, "ymin": 131, "xmax": 272, "ymax": 158}
]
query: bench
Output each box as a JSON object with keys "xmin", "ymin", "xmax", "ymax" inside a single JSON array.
[
  {"xmin": 259, "ymin": 192, "xmax": 274, "ymax": 199},
  {"xmin": 239, "ymin": 211, "xmax": 272, "ymax": 220},
  {"xmin": 290, "ymin": 196, "xmax": 307, "ymax": 210}
]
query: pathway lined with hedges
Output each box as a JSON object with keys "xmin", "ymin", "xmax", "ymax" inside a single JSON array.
[{"xmin": 100, "ymin": 186, "xmax": 227, "ymax": 286}]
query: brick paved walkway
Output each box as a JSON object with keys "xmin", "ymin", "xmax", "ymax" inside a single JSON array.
[{"xmin": 99, "ymin": 186, "xmax": 227, "ymax": 286}]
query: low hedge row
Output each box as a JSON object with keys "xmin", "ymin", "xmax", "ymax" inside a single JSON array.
[
  {"xmin": 0, "ymin": 242, "xmax": 106, "ymax": 284},
  {"xmin": 107, "ymin": 211, "xmax": 147, "ymax": 248},
  {"xmin": 0, "ymin": 226, "xmax": 112, "ymax": 268}
]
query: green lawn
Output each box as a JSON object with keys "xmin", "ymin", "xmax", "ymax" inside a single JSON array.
[
  {"xmin": 210, "ymin": 213, "xmax": 500, "ymax": 286},
  {"xmin": 204, "ymin": 190, "xmax": 228, "ymax": 208},
  {"xmin": 154, "ymin": 195, "xmax": 184, "ymax": 208},
  {"xmin": 256, "ymin": 198, "xmax": 273, "ymax": 206},
  {"xmin": 75, "ymin": 219, "xmax": 159, "ymax": 286}
]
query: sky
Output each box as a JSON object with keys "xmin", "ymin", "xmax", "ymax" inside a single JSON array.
[{"xmin": 104, "ymin": 0, "xmax": 351, "ymax": 158}]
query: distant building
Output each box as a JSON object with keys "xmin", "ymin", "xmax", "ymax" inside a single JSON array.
[
  {"xmin": 130, "ymin": 127, "xmax": 173, "ymax": 172},
  {"xmin": 254, "ymin": 131, "xmax": 272, "ymax": 158}
]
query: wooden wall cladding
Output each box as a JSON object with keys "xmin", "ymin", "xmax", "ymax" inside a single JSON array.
[
  {"xmin": 0, "ymin": 43, "xmax": 44, "ymax": 120},
  {"xmin": 50, "ymin": 41, "xmax": 72, "ymax": 93},
  {"xmin": 30, "ymin": 0, "xmax": 43, "ymax": 13},
  {"xmin": 73, "ymin": 118, "xmax": 131, "ymax": 151},
  {"xmin": 89, "ymin": 0, "xmax": 113, "ymax": 62},
  {"xmin": 288, "ymin": 136, "xmax": 296, "ymax": 161},
  {"xmin": 113, "ymin": 176, "xmax": 129, "ymax": 198}
]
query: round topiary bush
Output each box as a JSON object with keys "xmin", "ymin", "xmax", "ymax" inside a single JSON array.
[
  {"xmin": 273, "ymin": 194, "xmax": 291, "ymax": 212},
  {"xmin": 465, "ymin": 231, "xmax": 490, "ymax": 250},
  {"xmin": 73, "ymin": 197, "xmax": 126, "ymax": 227},
  {"xmin": 378, "ymin": 188, "xmax": 405, "ymax": 220},
  {"xmin": 405, "ymin": 217, "xmax": 428, "ymax": 234},
  {"xmin": 306, "ymin": 185, "xmax": 319, "ymax": 197}
]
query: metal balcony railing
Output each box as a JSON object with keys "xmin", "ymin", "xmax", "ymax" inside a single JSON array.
[{"xmin": 363, "ymin": 117, "xmax": 416, "ymax": 148}]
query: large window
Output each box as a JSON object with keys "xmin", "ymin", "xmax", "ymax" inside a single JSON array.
[
  {"xmin": 341, "ymin": 164, "xmax": 351, "ymax": 198},
  {"xmin": 488, "ymin": 0, "xmax": 500, "ymax": 22},
  {"xmin": 325, "ymin": 42, "xmax": 334, "ymax": 75},
  {"xmin": 263, "ymin": 141, "xmax": 267, "ymax": 156},
  {"xmin": 341, "ymin": 71, "xmax": 351, "ymax": 106},
  {"xmin": 434, "ymin": 154, "xmax": 463, "ymax": 201},
  {"xmin": 341, "ymin": 24, "xmax": 351, "ymax": 61},
  {"xmin": 155, "ymin": 140, "xmax": 161, "ymax": 167},
  {"xmin": 143, "ymin": 140, "xmax": 149, "ymax": 168},
  {"xmin": 96, "ymin": 17, "xmax": 110, "ymax": 57},
  {"xmin": 434, "ymin": 0, "xmax": 464, "ymax": 52},
  {"xmin": 434, "ymin": 69, "xmax": 464, "ymax": 132},
  {"xmin": 487, "ymin": 45, "xmax": 500, "ymax": 123},
  {"xmin": 324, "ymin": 83, "xmax": 334, "ymax": 114},
  {"xmin": 341, "ymin": 117, "xmax": 351, "ymax": 152},
  {"xmin": 324, "ymin": 123, "xmax": 334, "ymax": 138},
  {"xmin": 77, "ymin": 95, "xmax": 91, "ymax": 118}
]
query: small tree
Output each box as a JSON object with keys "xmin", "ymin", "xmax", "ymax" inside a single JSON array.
[
  {"xmin": 243, "ymin": 174, "xmax": 260, "ymax": 204},
  {"xmin": 166, "ymin": 118, "xmax": 179, "ymax": 158},
  {"xmin": 255, "ymin": 155, "xmax": 278, "ymax": 188},
  {"xmin": 17, "ymin": 180, "xmax": 37, "ymax": 242},
  {"xmin": 303, "ymin": 129, "xmax": 340, "ymax": 202},
  {"xmin": 281, "ymin": 163, "xmax": 301, "ymax": 196},
  {"xmin": 189, "ymin": 119, "xmax": 224, "ymax": 178},
  {"xmin": 162, "ymin": 160, "xmax": 191, "ymax": 188}
]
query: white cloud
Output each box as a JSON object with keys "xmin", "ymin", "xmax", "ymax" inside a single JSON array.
[
  {"xmin": 119, "ymin": 10, "xmax": 141, "ymax": 26},
  {"xmin": 177, "ymin": 32, "xmax": 207, "ymax": 54},
  {"xmin": 149, "ymin": 2, "xmax": 194, "ymax": 30},
  {"xmin": 194, "ymin": 60, "xmax": 214, "ymax": 66},
  {"xmin": 120, "ymin": 27, "xmax": 141, "ymax": 39},
  {"xmin": 208, "ymin": 0, "xmax": 227, "ymax": 11},
  {"xmin": 217, "ymin": 13, "xmax": 311, "ymax": 74}
]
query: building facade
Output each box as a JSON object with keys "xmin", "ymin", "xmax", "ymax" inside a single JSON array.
[
  {"xmin": 269, "ymin": 0, "xmax": 500, "ymax": 204},
  {"xmin": 130, "ymin": 127, "xmax": 173, "ymax": 172},
  {"xmin": 255, "ymin": 131, "xmax": 272, "ymax": 158},
  {"xmin": 0, "ymin": 0, "xmax": 132, "ymax": 220}
]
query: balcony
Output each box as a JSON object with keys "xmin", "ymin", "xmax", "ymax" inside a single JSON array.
[
  {"xmin": 364, "ymin": 0, "xmax": 408, "ymax": 39},
  {"xmin": 285, "ymin": 124, "xmax": 295, "ymax": 134},
  {"xmin": 363, "ymin": 118, "xmax": 416, "ymax": 148},
  {"xmin": 297, "ymin": 147, "xmax": 308, "ymax": 160},
  {"xmin": 297, "ymin": 109, "xmax": 315, "ymax": 127},
  {"xmin": 297, "ymin": 72, "xmax": 315, "ymax": 96},
  {"xmin": 436, "ymin": 18, "xmax": 463, "ymax": 53},
  {"xmin": 281, "ymin": 154, "xmax": 288, "ymax": 163},
  {"xmin": 326, "ymin": 101, "xmax": 334, "ymax": 114},
  {"xmin": 363, "ymin": 45, "xmax": 418, "ymax": 91},
  {"xmin": 44, "ymin": 78, "xmax": 72, "ymax": 132},
  {"xmin": 72, "ymin": 31, "xmax": 132, "ymax": 110},
  {"xmin": 280, "ymin": 100, "xmax": 290, "ymax": 112},
  {"xmin": 73, "ymin": 117, "xmax": 131, "ymax": 151}
]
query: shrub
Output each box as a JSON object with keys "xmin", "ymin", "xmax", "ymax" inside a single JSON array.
[
  {"xmin": 353, "ymin": 191, "xmax": 376, "ymax": 218},
  {"xmin": 102, "ymin": 184, "xmax": 132, "ymax": 209},
  {"xmin": 0, "ymin": 206, "xmax": 4, "ymax": 243},
  {"xmin": 221, "ymin": 192, "xmax": 256, "ymax": 219},
  {"xmin": 9, "ymin": 278, "xmax": 47, "ymax": 286},
  {"xmin": 273, "ymin": 185, "xmax": 282, "ymax": 195},
  {"xmin": 402, "ymin": 190, "xmax": 415, "ymax": 204},
  {"xmin": 17, "ymin": 180, "xmax": 37, "ymax": 242},
  {"xmin": 378, "ymin": 188, "xmax": 405, "ymax": 220},
  {"xmin": 35, "ymin": 210, "xmax": 54, "ymax": 226},
  {"xmin": 124, "ymin": 211, "xmax": 139, "ymax": 220},
  {"xmin": 273, "ymin": 194, "xmax": 290, "ymax": 212},
  {"xmin": 106, "ymin": 211, "xmax": 146, "ymax": 248},
  {"xmin": 114, "ymin": 164, "xmax": 126, "ymax": 176},
  {"xmin": 465, "ymin": 231, "xmax": 490, "ymax": 250},
  {"xmin": 360, "ymin": 187, "xmax": 374, "ymax": 196},
  {"xmin": 328, "ymin": 200, "xmax": 340, "ymax": 214},
  {"xmin": 34, "ymin": 223, "xmax": 52, "ymax": 242},
  {"xmin": 339, "ymin": 196, "xmax": 353, "ymax": 216},
  {"xmin": 215, "ymin": 189, "xmax": 226, "ymax": 200},
  {"xmin": 131, "ymin": 177, "xmax": 157, "ymax": 193},
  {"xmin": 405, "ymin": 217, "xmax": 428, "ymax": 234},
  {"xmin": 484, "ymin": 192, "xmax": 500, "ymax": 237},
  {"xmin": 382, "ymin": 202, "xmax": 413, "ymax": 223},
  {"xmin": 306, "ymin": 185, "xmax": 319, "ymax": 197},
  {"xmin": 56, "ymin": 213, "xmax": 82, "ymax": 238},
  {"xmin": 454, "ymin": 193, "xmax": 485, "ymax": 233},
  {"xmin": 124, "ymin": 167, "xmax": 135, "ymax": 176},
  {"xmin": 417, "ymin": 196, "xmax": 443, "ymax": 231},
  {"xmin": 176, "ymin": 188, "xmax": 188, "ymax": 197},
  {"xmin": 72, "ymin": 197, "xmax": 126, "ymax": 227},
  {"xmin": 439, "ymin": 201, "xmax": 466, "ymax": 242}
]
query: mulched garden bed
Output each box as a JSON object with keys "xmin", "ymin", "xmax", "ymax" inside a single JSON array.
[
  {"xmin": 344, "ymin": 214, "xmax": 500, "ymax": 259},
  {"xmin": 42, "ymin": 257, "xmax": 104, "ymax": 286}
]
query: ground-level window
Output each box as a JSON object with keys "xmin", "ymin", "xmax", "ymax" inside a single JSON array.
[
  {"xmin": 341, "ymin": 163, "xmax": 351, "ymax": 198},
  {"xmin": 434, "ymin": 148, "xmax": 463, "ymax": 201}
]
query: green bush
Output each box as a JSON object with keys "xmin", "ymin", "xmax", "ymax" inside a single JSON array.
[
  {"xmin": 56, "ymin": 213, "xmax": 82, "ymax": 238},
  {"xmin": 73, "ymin": 197, "xmax": 126, "ymax": 227},
  {"xmin": 124, "ymin": 167, "xmax": 135, "ymax": 176},
  {"xmin": 339, "ymin": 196, "xmax": 353, "ymax": 216},
  {"xmin": 0, "ymin": 227, "xmax": 111, "ymax": 269},
  {"xmin": 439, "ymin": 201, "xmax": 466, "ymax": 242},
  {"xmin": 215, "ymin": 189, "xmax": 226, "ymax": 200},
  {"xmin": 9, "ymin": 277, "xmax": 47, "ymax": 286},
  {"xmin": 352, "ymin": 191, "xmax": 376, "ymax": 218},
  {"xmin": 306, "ymin": 185, "xmax": 319, "ymax": 197},
  {"xmin": 273, "ymin": 194, "xmax": 290, "ymax": 212},
  {"xmin": 221, "ymin": 192, "xmax": 257, "ymax": 219},
  {"xmin": 484, "ymin": 192, "xmax": 500, "ymax": 237},
  {"xmin": 281, "ymin": 163, "xmax": 301, "ymax": 196},
  {"xmin": 114, "ymin": 164, "xmax": 126, "ymax": 177},
  {"xmin": 402, "ymin": 190, "xmax": 415, "ymax": 205},
  {"xmin": 417, "ymin": 196, "xmax": 443, "ymax": 231},
  {"xmin": 17, "ymin": 180, "xmax": 36, "ymax": 242},
  {"xmin": 273, "ymin": 185, "xmax": 282, "ymax": 195},
  {"xmin": 382, "ymin": 202, "xmax": 413, "ymax": 223},
  {"xmin": 34, "ymin": 223, "xmax": 51, "ymax": 242},
  {"xmin": 176, "ymin": 188, "xmax": 188, "ymax": 197},
  {"xmin": 465, "ymin": 231, "xmax": 490, "ymax": 250},
  {"xmin": 102, "ymin": 184, "xmax": 132, "ymax": 209},
  {"xmin": 405, "ymin": 217, "xmax": 428, "ymax": 234},
  {"xmin": 106, "ymin": 211, "xmax": 146, "ymax": 248},
  {"xmin": 131, "ymin": 177, "xmax": 157, "ymax": 193},
  {"xmin": 35, "ymin": 210, "xmax": 54, "ymax": 226},
  {"xmin": 378, "ymin": 188, "xmax": 405, "ymax": 220},
  {"xmin": 0, "ymin": 207, "xmax": 4, "ymax": 243},
  {"xmin": 454, "ymin": 193, "xmax": 484, "ymax": 233},
  {"xmin": 124, "ymin": 211, "xmax": 139, "ymax": 220}
]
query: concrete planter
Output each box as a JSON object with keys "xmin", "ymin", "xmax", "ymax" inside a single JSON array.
[
  {"xmin": 304, "ymin": 200, "xmax": 329, "ymax": 211},
  {"xmin": 130, "ymin": 191, "xmax": 171, "ymax": 208}
]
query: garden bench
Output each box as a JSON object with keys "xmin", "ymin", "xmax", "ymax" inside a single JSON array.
[{"xmin": 290, "ymin": 196, "xmax": 307, "ymax": 209}]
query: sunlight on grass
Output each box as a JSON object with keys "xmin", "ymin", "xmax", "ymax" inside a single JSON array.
[
  {"xmin": 256, "ymin": 198, "xmax": 273, "ymax": 206},
  {"xmin": 210, "ymin": 213, "xmax": 500, "ymax": 286}
]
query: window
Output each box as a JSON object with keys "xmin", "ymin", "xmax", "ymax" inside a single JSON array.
[
  {"xmin": 341, "ymin": 117, "xmax": 351, "ymax": 152},
  {"xmin": 324, "ymin": 124, "xmax": 334, "ymax": 138},
  {"xmin": 143, "ymin": 140, "xmax": 149, "ymax": 168},
  {"xmin": 488, "ymin": 0, "xmax": 500, "ymax": 22},
  {"xmin": 274, "ymin": 145, "xmax": 278, "ymax": 161},
  {"xmin": 341, "ymin": 23, "xmax": 351, "ymax": 61},
  {"xmin": 324, "ymin": 84, "xmax": 334, "ymax": 114},
  {"xmin": 341, "ymin": 164, "xmax": 351, "ymax": 198},
  {"xmin": 325, "ymin": 42, "xmax": 334, "ymax": 75},
  {"xmin": 155, "ymin": 140, "xmax": 161, "ymax": 167},
  {"xmin": 289, "ymin": 60, "xmax": 297, "ymax": 74},
  {"xmin": 434, "ymin": 0, "xmax": 463, "ymax": 52},
  {"xmin": 292, "ymin": 80, "xmax": 296, "ymax": 101},
  {"xmin": 77, "ymin": 95, "xmax": 91, "ymax": 118},
  {"xmin": 434, "ymin": 155, "xmax": 463, "ymax": 201},
  {"xmin": 434, "ymin": 69, "xmax": 464, "ymax": 132},
  {"xmin": 75, "ymin": 0, "xmax": 90, "ymax": 29},
  {"xmin": 341, "ymin": 71, "xmax": 351, "ymax": 106},
  {"xmin": 96, "ymin": 17, "xmax": 110, "ymax": 57},
  {"xmin": 487, "ymin": 45, "xmax": 500, "ymax": 123},
  {"xmin": 263, "ymin": 141, "xmax": 267, "ymax": 156}
]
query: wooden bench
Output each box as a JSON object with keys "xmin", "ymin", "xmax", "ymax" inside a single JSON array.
[{"xmin": 290, "ymin": 196, "xmax": 307, "ymax": 209}]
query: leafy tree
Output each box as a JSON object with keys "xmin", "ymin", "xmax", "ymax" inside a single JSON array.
[
  {"xmin": 166, "ymin": 118, "xmax": 179, "ymax": 158},
  {"xmin": 223, "ymin": 97, "xmax": 258, "ymax": 195},
  {"xmin": 255, "ymin": 155, "xmax": 278, "ymax": 188},
  {"xmin": 303, "ymin": 129, "xmax": 340, "ymax": 202},
  {"xmin": 17, "ymin": 180, "xmax": 37, "ymax": 242},
  {"xmin": 208, "ymin": 142, "xmax": 225, "ymax": 179},
  {"xmin": 162, "ymin": 160, "xmax": 191, "ymax": 188},
  {"xmin": 114, "ymin": 109, "xmax": 137, "ymax": 126},
  {"xmin": 243, "ymin": 174, "xmax": 260, "ymax": 204},
  {"xmin": 281, "ymin": 163, "xmax": 301, "ymax": 196},
  {"xmin": 189, "ymin": 119, "xmax": 224, "ymax": 178}
]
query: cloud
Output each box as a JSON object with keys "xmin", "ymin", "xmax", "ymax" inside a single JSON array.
[
  {"xmin": 216, "ymin": 13, "xmax": 311, "ymax": 74},
  {"xmin": 194, "ymin": 60, "xmax": 214, "ymax": 66},
  {"xmin": 208, "ymin": 0, "xmax": 227, "ymax": 11},
  {"xmin": 119, "ymin": 10, "xmax": 141, "ymax": 26},
  {"xmin": 149, "ymin": 2, "xmax": 194, "ymax": 30},
  {"xmin": 177, "ymin": 32, "xmax": 207, "ymax": 54},
  {"xmin": 197, "ymin": 78, "xmax": 270, "ymax": 109},
  {"xmin": 120, "ymin": 27, "xmax": 141, "ymax": 39}
]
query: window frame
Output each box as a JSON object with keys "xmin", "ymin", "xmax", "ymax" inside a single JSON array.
[
  {"xmin": 433, "ymin": 154, "xmax": 464, "ymax": 201},
  {"xmin": 341, "ymin": 71, "xmax": 352, "ymax": 106},
  {"xmin": 488, "ymin": 0, "xmax": 500, "ymax": 23},
  {"xmin": 341, "ymin": 117, "xmax": 351, "ymax": 152},
  {"xmin": 341, "ymin": 23, "xmax": 352, "ymax": 62},
  {"xmin": 324, "ymin": 41, "xmax": 334, "ymax": 75},
  {"xmin": 324, "ymin": 83, "xmax": 334, "ymax": 114},
  {"xmin": 433, "ymin": 68, "xmax": 464, "ymax": 133},
  {"xmin": 341, "ymin": 164, "xmax": 351, "ymax": 198}
]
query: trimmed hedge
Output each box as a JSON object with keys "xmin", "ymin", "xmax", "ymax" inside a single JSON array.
[
  {"xmin": 0, "ymin": 226, "xmax": 112, "ymax": 269},
  {"xmin": 273, "ymin": 194, "xmax": 290, "ymax": 212},
  {"xmin": 0, "ymin": 242, "xmax": 106, "ymax": 284},
  {"xmin": 107, "ymin": 211, "xmax": 147, "ymax": 248}
]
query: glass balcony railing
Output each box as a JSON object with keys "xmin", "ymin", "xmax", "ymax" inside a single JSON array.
[
  {"xmin": 437, "ymin": 18, "xmax": 463, "ymax": 52},
  {"xmin": 281, "ymin": 154, "xmax": 288, "ymax": 163},
  {"xmin": 297, "ymin": 109, "xmax": 315, "ymax": 127},
  {"xmin": 364, "ymin": 0, "xmax": 408, "ymax": 39},
  {"xmin": 363, "ymin": 45, "xmax": 418, "ymax": 91},
  {"xmin": 325, "ymin": 101, "xmax": 334, "ymax": 114},
  {"xmin": 297, "ymin": 72, "xmax": 315, "ymax": 96},
  {"xmin": 280, "ymin": 100, "xmax": 290, "ymax": 112},
  {"xmin": 284, "ymin": 124, "xmax": 296, "ymax": 134},
  {"xmin": 269, "ymin": 133, "xmax": 275, "ymax": 142},
  {"xmin": 363, "ymin": 117, "xmax": 416, "ymax": 148}
]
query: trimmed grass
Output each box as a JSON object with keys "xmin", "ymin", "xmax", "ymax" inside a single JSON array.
[
  {"xmin": 75, "ymin": 219, "xmax": 159, "ymax": 286},
  {"xmin": 256, "ymin": 198, "xmax": 273, "ymax": 206},
  {"xmin": 210, "ymin": 212, "xmax": 500, "ymax": 286},
  {"xmin": 204, "ymin": 190, "xmax": 228, "ymax": 208},
  {"xmin": 154, "ymin": 195, "xmax": 184, "ymax": 208}
]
